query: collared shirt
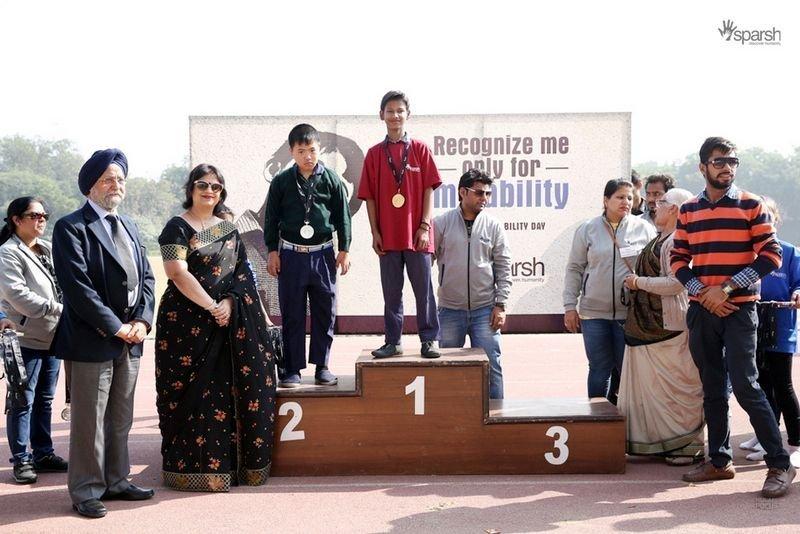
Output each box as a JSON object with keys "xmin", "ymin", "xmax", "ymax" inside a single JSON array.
[
  {"xmin": 264, "ymin": 161, "xmax": 352, "ymax": 252},
  {"xmin": 698, "ymin": 184, "xmax": 740, "ymax": 203},
  {"xmin": 296, "ymin": 162, "xmax": 324, "ymax": 196},
  {"xmin": 387, "ymin": 133, "xmax": 410, "ymax": 146},
  {"xmin": 87, "ymin": 198, "xmax": 139, "ymax": 306},
  {"xmin": 639, "ymin": 207, "xmax": 657, "ymax": 227}
]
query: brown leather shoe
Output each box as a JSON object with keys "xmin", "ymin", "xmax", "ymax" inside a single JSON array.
[
  {"xmin": 761, "ymin": 465, "xmax": 796, "ymax": 498},
  {"xmin": 682, "ymin": 461, "xmax": 736, "ymax": 482}
]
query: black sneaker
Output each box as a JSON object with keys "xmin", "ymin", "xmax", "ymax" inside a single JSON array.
[
  {"xmin": 371, "ymin": 343, "xmax": 403, "ymax": 359},
  {"xmin": 34, "ymin": 454, "xmax": 68, "ymax": 472},
  {"xmin": 13, "ymin": 461, "xmax": 37, "ymax": 484},
  {"xmin": 315, "ymin": 366, "xmax": 338, "ymax": 386},
  {"xmin": 420, "ymin": 340, "xmax": 441, "ymax": 359}
]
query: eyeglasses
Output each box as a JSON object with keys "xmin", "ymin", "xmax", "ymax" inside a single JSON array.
[
  {"xmin": 21, "ymin": 212, "xmax": 50, "ymax": 221},
  {"xmin": 466, "ymin": 187, "xmax": 492, "ymax": 198},
  {"xmin": 194, "ymin": 181, "xmax": 224, "ymax": 193},
  {"xmin": 98, "ymin": 176, "xmax": 127, "ymax": 186},
  {"xmin": 655, "ymin": 200, "xmax": 672, "ymax": 208},
  {"xmin": 706, "ymin": 157, "xmax": 740, "ymax": 169}
]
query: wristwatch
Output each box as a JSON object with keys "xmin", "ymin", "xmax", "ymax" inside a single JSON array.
[
  {"xmin": 720, "ymin": 281, "xmax": 735, "ymax": 296},
  {"xmin": 494, "ymin": 302, "xmax": 506, "ymax": 310}
]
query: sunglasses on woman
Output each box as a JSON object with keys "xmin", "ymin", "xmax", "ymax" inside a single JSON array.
[
  {"xmin": 194, "ymin": 181, "xmax": 224, "ymax": 193},
  {"xmin": 21, "ymin": 212, "xmax": 50, "ymax": 221}
]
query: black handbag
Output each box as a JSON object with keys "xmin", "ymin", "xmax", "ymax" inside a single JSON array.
[
  {"xmin": 264, "ymin": 325, "xmax": 285, "ymax": 373},
  {"xmin": 2, "ymin": 330, "xmax": 28, "ymax": 413}
]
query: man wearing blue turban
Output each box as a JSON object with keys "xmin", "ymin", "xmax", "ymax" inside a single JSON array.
[{"xmin": 52, "ymin": 148, "xmax": 156, "ymax": 518}]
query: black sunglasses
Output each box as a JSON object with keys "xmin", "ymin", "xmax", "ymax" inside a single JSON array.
[
  {"xmin": 21, "ymin": 212, "xmax": 50, "ymax": 221},
  {"xmin": 706, "ymin": 157, "xmax": 739, "ymax": 169},
  {"xmin": 194, "ymin": 180, "xmax": 224, "ymax": 193}
]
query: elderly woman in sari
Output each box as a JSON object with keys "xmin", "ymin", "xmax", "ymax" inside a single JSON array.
[
  {"xmin": 618, "ymin": 187, "xmax": 705, "ymax": 465},
  {"xmin": 155, "ymin": 163, "xmax": 277, "ymax": 491}
]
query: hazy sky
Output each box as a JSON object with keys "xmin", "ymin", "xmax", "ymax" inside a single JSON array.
[{"xmin": 1, "ymin": 0, "xmax": 797, "ymax": 178}]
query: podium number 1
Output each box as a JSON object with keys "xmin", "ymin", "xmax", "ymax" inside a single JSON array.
[
  {"xmin": 545, "ymin": 425, "xmax": 569, "ymax": 465},
  {"xmin": 405, "ymin": 376, "xmax": 425, "ymax": 415}
]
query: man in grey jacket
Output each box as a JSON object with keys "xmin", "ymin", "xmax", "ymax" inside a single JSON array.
[{"xmin": 434, "ymin": 169, "xmax": 512, "ymax": 399}]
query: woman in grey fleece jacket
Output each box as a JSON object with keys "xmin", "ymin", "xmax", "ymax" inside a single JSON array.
[
  {"xmin": 0, "ymin": 197, "xmax": 67, "ymax": 483},
  {"xmin": 563, "ymin": 179, "xmax": 656, "ymax": 403}
]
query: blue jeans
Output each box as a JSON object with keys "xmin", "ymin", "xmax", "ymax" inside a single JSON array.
[
  {"xmin": 6, "ymin": 348, "xmax": 60, "ymax": 465},
  {"xmin": 687, "ymin": 302, "xmax": 790, "ymax": 469},
  {"xmin": 580, "ymin": 318, "xmax": 625, "ymax": 403},
  {"xmin": 438, "ymin": 305, "xmax": 504, "ymax": 399}
]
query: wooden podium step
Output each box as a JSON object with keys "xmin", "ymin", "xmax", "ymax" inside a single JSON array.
[{"xmin": 272, "ymin": 349, "xmax": 625, "ymax": 475}]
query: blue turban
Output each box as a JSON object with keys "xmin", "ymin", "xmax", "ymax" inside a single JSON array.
[{"xmin": 78, "ymin": 148, "xmax": 128, "ymax": 195}]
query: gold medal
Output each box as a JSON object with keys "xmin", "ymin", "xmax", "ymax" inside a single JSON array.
[{"xmin": 391, "ymin": 193, "xmax": 405, "ymax": 208}]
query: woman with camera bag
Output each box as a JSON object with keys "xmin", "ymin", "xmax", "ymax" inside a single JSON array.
[{"xmin": 0, "ymin": 196, "xmax": 67, "ymax": 484}]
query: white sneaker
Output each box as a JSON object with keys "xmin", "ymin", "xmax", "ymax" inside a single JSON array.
[
  {"xmin": 746, "ymin": 443, "xmax": 766, "ymax": 462},
  {"xmin": 740, "ymin": 436, "xmax": 760, "ymax": 451},
  {"xmin": 789, "ymin": 447, "xmax": 800, "ymax": 469}
]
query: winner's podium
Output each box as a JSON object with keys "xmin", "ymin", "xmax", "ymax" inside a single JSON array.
[{"xmin": 273, "ymin": 349, "xmax": 625, "ymax": 475}]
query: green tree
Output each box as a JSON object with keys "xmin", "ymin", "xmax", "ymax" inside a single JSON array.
[
  {"xmin": 0, "ymin": 135, "xmax": 187, "ymax": 248},
  {"xmin": 123, "ymin": 172, "xmax": 187, "ymax": 249},
  {"xmin": 0, "ymin": 137, "xmax": 85, "ymax": 239}
]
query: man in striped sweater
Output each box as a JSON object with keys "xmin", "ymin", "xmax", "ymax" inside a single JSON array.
[{"xmin": 671, "ymin": 136, "xmax": 795, "ymax": 498}]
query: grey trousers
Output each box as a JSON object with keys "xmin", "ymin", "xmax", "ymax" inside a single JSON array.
[{"xmin": 67, "ymin": 349, "xmax": 140, "ymax": 504}]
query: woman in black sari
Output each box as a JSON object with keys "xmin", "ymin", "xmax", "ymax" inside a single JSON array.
[{"xmin": 156, "ymin": 164, "xmax": 276, "ymax": 492}]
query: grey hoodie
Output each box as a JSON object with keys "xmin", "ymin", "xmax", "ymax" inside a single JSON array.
[
  {"xmin": 434, "ymin": 206, "xmax": 512, "ymax": 310},
  {"xmin": 563, "ymin": 214, "xmax": 656, "ymax": 320}
]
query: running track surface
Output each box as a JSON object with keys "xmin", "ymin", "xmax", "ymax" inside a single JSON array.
[{"xmin": 1, "ymin": 334, "xmax": 798, "ymax": 533}]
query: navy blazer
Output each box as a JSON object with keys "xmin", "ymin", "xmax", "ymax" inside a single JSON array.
[{"xmin": 52, "ymin": 202, "xmax": 155, "ymax": 362}]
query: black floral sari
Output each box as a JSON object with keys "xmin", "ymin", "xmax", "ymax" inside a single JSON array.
[{"xmin": 155, "ymin": 217, "xmax": 276, "ymax": 491}]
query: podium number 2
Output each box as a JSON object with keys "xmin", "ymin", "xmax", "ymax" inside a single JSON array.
[
  {"xmin": 405, "ymin": 376, "xmax": 425, "ymax": 415},
  {"xmin": 279, "ymin": 402, "xmax": 305, "ymax": 442},
  {"xmin": 545, "ymin": 425, "xmax": 569, "ymax": 465}
]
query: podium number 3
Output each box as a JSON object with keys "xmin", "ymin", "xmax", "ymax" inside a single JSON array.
[
  {"xmin": 405, "ymin": 376, "xmax": 425, "ymax": 415},
  {"xmin": 279, "ymin": 402, "xmax": 305, "ymax": 442},
  {"xmin": 545, "ymin": 425, "xmax": 569, "ymax": 465}
]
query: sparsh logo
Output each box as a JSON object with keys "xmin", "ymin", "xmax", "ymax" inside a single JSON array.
[
  {"xmin": 717, "ymin": 19, "xmax": 781, "ymax": 45},
  {"xmin": 718, "ymin": 19, "xmax": 737, "ymax": 41}
]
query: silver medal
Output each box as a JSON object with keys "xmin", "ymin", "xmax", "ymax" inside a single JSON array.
[{"xmin": 300, "ymin": 224, "xmax": 315, "ymax": 239}]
